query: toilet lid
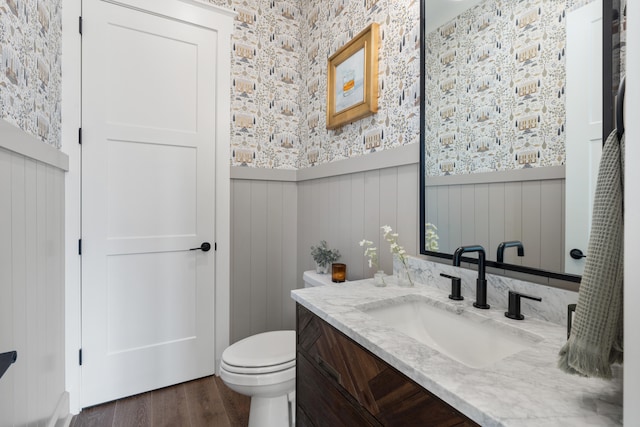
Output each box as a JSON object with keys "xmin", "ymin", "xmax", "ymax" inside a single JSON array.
[{"xmin": 222, "ymin": 330, "xmax": 296, "ymax": 368}]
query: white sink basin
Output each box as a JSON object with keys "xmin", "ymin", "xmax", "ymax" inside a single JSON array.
[{"xmin": 358, "ymin": 296, "xmax": 542, "ymax": 369}]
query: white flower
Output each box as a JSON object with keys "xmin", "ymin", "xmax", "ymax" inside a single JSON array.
[
  {"xmin": 425, "ymin": 223, "xmax": 440, "ymax": 252},
  {"xmin": 379, "ymin": 225, "xmax": 413, "ymax": 286},
  {"xmin": 359, "ymin": 239, "xmax": 379, "ymax": 269}
]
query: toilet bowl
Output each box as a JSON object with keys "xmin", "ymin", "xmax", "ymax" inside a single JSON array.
[{"xmin": 219, "ymin": 330, "xmax": 296, "ymax": 427}]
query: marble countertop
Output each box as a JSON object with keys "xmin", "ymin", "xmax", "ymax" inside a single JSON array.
[{"xmin": 291, "ymin": 279, "xmax": 622, "ymax": 427}]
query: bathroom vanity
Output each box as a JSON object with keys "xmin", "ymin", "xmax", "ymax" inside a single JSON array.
[
  {"xmin": 296, "ymin": 303, "xmax": 477, "ymax": 426},
  {"xmin": 292, "ymin": 279, "xmax": 622, "ymax": 426}
]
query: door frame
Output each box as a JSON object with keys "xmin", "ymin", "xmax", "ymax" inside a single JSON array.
[
  {"xmin": 61, "ymin": 0, "xmax": 235, "ymax": 413},
  {"xmin": 564, "ymin": 0, "xmax": 603, "ymax": 275}
]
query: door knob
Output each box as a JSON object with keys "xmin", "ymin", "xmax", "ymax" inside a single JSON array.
[
  {"xmin": 569, "ymin": 248, "xmax": 586, "ymax": 259},
  {"xmin": 190, "ymin": 242, "xmax": 211, "ymax": 252}
]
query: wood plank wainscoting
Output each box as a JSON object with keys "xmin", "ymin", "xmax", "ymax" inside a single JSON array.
[
  {"xmin": 0, "ymin": 120, "xmax": 69, "ymax": 426},
  {"xmin": 230, "ymin": 163, "xmax": 419, "ymax": 344},
  {"xmin": 230, "ymin": 144, "xmax": 421, "ymax": 345},
  {"xmin": 231, "ymin": 179, "xmax": 299, "ymax": 344}
]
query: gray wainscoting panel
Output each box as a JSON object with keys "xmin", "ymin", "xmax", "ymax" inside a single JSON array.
[
  {"xmin": 230, "ymin": 179, "xmax": 298, "ymax": 343},
  {"xmin": 0, "ymin": 147, "xmax": 66, "ymax": 425},
  {"xmin": 231, "ymin": 164, "xmax": 419, "ymax": 344},
  {"xmin": 425, "ymin": 178, "xmax": 565, "ymax": 271}
]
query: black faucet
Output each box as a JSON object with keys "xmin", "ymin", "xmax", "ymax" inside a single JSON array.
[
  {"xmin": 453, "ymin": 245, "xmax": 489, "ymax": 309},
  {"xmin": 496, "ymin": 241, "xmax": 524, "ymax": 263}
]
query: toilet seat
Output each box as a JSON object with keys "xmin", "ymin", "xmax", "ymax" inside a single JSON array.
[
  {"xmin": 221, "ymin": 330, "xmax": 296, "ymax": 375},
  {"xmin": 220, "ymin": 363, "xmax": 296, "ymax": 388},
  {"xmin": 221, "ymin": 358, "xmax": 296, "ymax": 375}
]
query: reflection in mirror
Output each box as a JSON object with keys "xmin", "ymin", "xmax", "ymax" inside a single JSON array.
[{"xmin": 420, "ymin": 0, "xmax": 609, "ymax": 279}]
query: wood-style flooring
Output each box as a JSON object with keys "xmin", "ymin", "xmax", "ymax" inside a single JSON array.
[{"xmin": 70, "ymin": 376, "xmax": 250, "ymax": 427}]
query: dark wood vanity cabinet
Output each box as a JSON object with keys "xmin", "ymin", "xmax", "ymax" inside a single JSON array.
[{"xmin": 296, "ymin": 304, "xmax": 478, "ymax": 427}]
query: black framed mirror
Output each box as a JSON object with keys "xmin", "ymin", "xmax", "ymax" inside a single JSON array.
[{"xmin": 419, "ymin": 0, "xmax": 621, "ymax": 283}]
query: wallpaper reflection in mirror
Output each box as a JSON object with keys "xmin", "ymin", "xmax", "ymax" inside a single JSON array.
[{"xmin": 423, "ymin": 1, "xmax": 568, "ymax": 176}]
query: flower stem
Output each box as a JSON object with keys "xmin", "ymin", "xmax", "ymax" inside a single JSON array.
[{"xmin": 401, "ymin": 258, "xmax": 414, "ymax": 287}]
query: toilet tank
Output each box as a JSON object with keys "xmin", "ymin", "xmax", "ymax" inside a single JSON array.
[{"xmin": 303, "ymin": 270, "xmax": 336, "ymax": 288}]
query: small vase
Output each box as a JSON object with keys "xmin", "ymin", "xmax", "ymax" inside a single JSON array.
[
  {"xmin": 315, "ymin": 262, "xmax": 329, "ymax": 274},
  {"xmin": 373, "ymin": 270, "xmax": 386, "ymax": 287},
  {"xmin": 397, "ymin": 268, "xmax": 413, "ymax": 287}
]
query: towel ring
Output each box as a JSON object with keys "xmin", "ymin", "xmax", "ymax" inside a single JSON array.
[{"xmin": 616, "ymin": 75, "xmax": 625, "ymax": 139}]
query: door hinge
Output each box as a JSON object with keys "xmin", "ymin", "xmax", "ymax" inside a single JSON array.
[
  {"xmin": 79, "ymin": 349, "xmax": 83, "ymax": 366},
  {"xmin": 78, "ymin": 239, "xmax": 82, "ymax": 256},
  {"xmin": 79, "ymin": 16, "xmax": 83, "ymax": 35},
  {"xmin": 78, "ymin": 128, "xmax": 82, "ymax": 145}
]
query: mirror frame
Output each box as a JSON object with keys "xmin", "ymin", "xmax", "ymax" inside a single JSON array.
[{"xmin": 419, "ymin": 0, "xmax": 616, "ymax": 284}]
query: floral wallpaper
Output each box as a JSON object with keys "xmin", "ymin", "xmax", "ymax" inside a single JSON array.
[
  {"xmin": 210, "ymin": 0, "xmax": 302, "ymax": 169},
  {"xmin": 0, "ymin": 0, "xmax": 62, "ymax": 148},
  {"xmin": 210, "ymin": 0, "xmax": 421, "ymax": 169},
  {"xmin": 230, "ymin": 1, "xmax": 302, "ymax": 169},
  {"xmin": 297, "ymin": 0, "xmax": 421, "ymax": 168}
]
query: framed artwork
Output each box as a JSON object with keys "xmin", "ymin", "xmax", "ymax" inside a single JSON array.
[{"xmin": 326, "ymin": 23, "xmax": 379, "ymax": 129}]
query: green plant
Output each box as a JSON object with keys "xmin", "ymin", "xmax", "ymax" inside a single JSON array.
[{"xmin": 310, "ymin": 240, "xmax": 341, "ymax": 267}]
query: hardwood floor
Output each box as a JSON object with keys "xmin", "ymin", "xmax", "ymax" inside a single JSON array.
[{"xmin": 70, "ymin": 376, "xmax": 250, "ymax": 427}]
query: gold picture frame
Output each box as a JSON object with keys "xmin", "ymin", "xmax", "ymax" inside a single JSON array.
[{"xmin": 326, "ymin": 23, "xmax": 379, "ymax": 129}]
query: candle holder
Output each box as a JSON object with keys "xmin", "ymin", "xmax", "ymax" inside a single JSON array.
[{"xmin": 331, "ymin": 263, "xmax": 346, "ymax": 283}]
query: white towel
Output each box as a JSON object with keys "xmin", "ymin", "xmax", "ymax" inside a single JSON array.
[{"xmin": 558, "ymin": 130, "xmax": 624, "ymax": 379}]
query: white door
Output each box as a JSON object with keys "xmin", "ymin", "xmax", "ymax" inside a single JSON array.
[
  {"xmin": 565, "ymin": 0, "xmax": 603, "ymax": 275},
  {"xmin": 81, "ymin": 0, "xmax": 217, "ymax": 407}
]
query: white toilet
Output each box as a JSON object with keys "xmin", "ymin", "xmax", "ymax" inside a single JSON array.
[{"xmin": 219, "ymin": 330, "xmax": 296, "ymax": 427}]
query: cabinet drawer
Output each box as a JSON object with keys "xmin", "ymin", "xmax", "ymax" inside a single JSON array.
[
  {"xmin": 297, "ymin": 352, "xmax": 379, "ymax": 427},
  {"xmin": 297, "ymin": 304, "xmax": 478, "ymax": 426}
]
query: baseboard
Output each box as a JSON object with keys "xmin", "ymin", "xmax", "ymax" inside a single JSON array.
[{"xmin": 46, "ymin": 392, "xmax": 71, "ymax": 427}]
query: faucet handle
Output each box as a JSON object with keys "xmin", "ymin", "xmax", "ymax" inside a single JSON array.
[
  {"xmin": 505, "ymin": 290, "xmax": 541, "ymax": 320},
  {"xmin": 440, "ymin": 273, "xmax": 463, "ymax": 301}
]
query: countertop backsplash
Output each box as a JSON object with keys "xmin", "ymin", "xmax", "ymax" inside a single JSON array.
[{"xmin": 398, "ymin": 256, "xmax": 578, "ymax": 327}]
